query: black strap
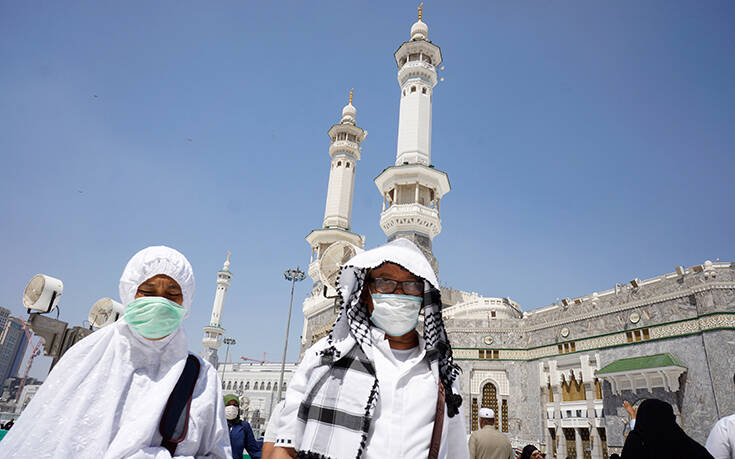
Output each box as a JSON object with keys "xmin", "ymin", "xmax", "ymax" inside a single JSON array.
[
  {"xmin": 428, "ymin": 381, "xmax": 445, "ymax": 459},
  {"xmin": 160, "ymin": 354, "xmax": 201, "ymax": 456}
]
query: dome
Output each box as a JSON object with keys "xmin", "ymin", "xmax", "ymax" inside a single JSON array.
[
  {"xmin": 410, "ymin": 20, "xmax": 428, "ymax": 40},
  {"xmin": 342, "ymin": 103, "xmax": 356, "ymax": 118},
  {"xmin": 341, "ymin": 103, "xmax": 356, "ymax": 123}
]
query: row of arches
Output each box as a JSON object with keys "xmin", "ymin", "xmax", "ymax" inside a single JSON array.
[
  {"xmin": 222, "ymin": 380, "xmax": 286, "ymax": 392},
  {"xmin": 402, "ymin": 85, "xmax": 430, "ymax": 97}
]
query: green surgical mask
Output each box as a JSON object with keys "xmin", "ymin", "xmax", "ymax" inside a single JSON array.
[{"xmin": 124, "ymin": 296, "xmax": 186, "ymax": 339}]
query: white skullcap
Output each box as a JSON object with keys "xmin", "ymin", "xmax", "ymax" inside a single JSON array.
[
  {"xmin": 479, "ymin": 407, "xmax": 494, "ymax": 419},
  {"xmin": 118, "ymin": 246, "xmax": 196, "ymax": 316}
]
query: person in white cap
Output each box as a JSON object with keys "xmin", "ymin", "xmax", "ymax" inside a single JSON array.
[
  {"xmin": 468, "ymin": 407, "xmax": 515, "ymax": 459},
  {"xmin": 273, "ymin": 239, "xmax": 469, "ymax": 459},
  {"xmin": 1, "ymin": 246, "xmax": 232, "ymax": 458}
]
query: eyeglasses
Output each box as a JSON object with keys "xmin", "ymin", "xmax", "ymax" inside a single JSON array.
[{"xmin": 369, "ymin": 277, "xmax": 423, "ymax": 296}]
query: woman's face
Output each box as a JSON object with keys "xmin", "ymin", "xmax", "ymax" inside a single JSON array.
[
  {"xmin": 134, "ymin": 274, "xmax": 183, "ymax": 305},
  {"xmin": 530, "ymin": 451, "xmax": 543, "ymax": 459}
]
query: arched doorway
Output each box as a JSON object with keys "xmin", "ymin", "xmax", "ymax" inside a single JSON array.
[{"xmin": 481, "ymin": 382, "xmax": 499, "ymax": 430}]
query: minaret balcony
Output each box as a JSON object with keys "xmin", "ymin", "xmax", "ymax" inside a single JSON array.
[
  {"xmin": 380, "ymin": 203, "xmax": 441, "ymax": 239},
  {"xmin": 328, "ymin": 141, "xmax": 360, "ymax": 160},
  {"xmin": 398, "ymin": 61, "xmax": 437, "ymax": 87}
]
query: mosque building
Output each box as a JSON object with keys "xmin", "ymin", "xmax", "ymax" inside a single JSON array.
[{"xmin": 299, "ymin": 7, "xmax": 735, "ymax": 458}]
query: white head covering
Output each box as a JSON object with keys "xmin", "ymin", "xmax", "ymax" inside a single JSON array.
[
  {"xmin": 344, "ymin": 238, "xmax": 438, "ymax": 289},
  {"xmin": 119, "ymin": 245, "xmax": 196, "ymax": 315},
  {"xmin": 0, "ymin": 246, "xmax": 231, "ymax": 459},
  {"xmin": 479, "ymin": 407, "xmax": 495, "ymax": 419}
]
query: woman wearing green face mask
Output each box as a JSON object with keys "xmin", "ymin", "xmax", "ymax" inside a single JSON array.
[{"xmin": 1, "ymin": 246, "xmax": 232, "ymax": 459}]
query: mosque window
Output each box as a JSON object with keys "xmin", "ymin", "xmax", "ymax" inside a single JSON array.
[
  {"xmin": 626, "ymin": 328, "xmax": 650, "ymax": 343},
  {"xmin": 282, "ymin": 382, "xmax": 287, "ymax": 390},
  {"xmin": 266, "ymin": 382, "xmax": 272, "ymax": 391},
  {"xmin": 411, "ymin": 86, "xmax": 417, "ymax": 93},
  {"xmin": 501, "ymin": 400, "xmax": 509, "ymax": 432},
  {"xmin": 346, "ymin": 162, "xmax": 350, "ymax": 168},
  {"xmin": 227, "ymin": 381, "xmax": 232, "ymax": 390},
  {"xmin": 239, "ymin": 381, "xmax": 244, "ymax": 390},
  {"xmin": 244, "ymin": 381, "xmax": 249, "ymax": 390},
  {"xmin": 558, "ymin": 341, "xmax": 576, "ymax": 354},
  {"xmin": 422, "ymin": 54, "xmax": 432, "ymax": 64},
  {"xmin": 422, "ymin": 87, "xmax": 427, "ymax": 94},
  {"xmin": 337, "ymin": 161, "xmax": 342, "ymax": 167},
  {"xmin": 222, "ymin": 381, "xmax": 226, "ymax": 389},
  {"xmin": 409, "ymin": 53, "xmax": 420, "ymax": 62},
  {"xmin": 491, "ymin": 310, "xmax": 497, "ymax": 318}
]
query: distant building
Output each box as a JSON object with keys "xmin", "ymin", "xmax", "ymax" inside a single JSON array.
[
  {"xmin": 0, "ymin": 318, "xmax": 29, "ymax": 388},
  {"xmin": 0, "ymin": 308, "xmax": 10, "ymax": 336},
  {"xmin": 219, "ymin": 361, "xmax": 297, "ymax": 437},
  {"xmin": 1, "ymin": 376, "xmax": 43, "ymax": 402}
]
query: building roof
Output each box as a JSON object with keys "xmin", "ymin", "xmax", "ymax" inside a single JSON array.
[{"xmin": 596, "ymin": 353, "xmax": 686, "ymax": 375}]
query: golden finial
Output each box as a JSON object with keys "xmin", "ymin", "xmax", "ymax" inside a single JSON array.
[
  {"xmin": 418, "ymin": 3, "xmax": 423, "ymax": 21},
  {"xmin": 226, "ymin": 251, "xmax": 231, "ymax": 263},
  {"xmin": 349, "ymin": 88, "xmax": 354, "ymax": 105}
]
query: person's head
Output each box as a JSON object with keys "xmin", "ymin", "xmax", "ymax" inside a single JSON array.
[
  {"xmin": 362, "ymin": 262, "xmax": 424, "ymax": 337},
  {"xmin": 224, "ymin": 394, "xmax": 240, "ymax": 421},
  {"xmin": 519, "ymin": 445, "xmax": 541, "ymax": 459},
  {"xmin": 119, "ymin": 246, "xmax": 195, "ymax": 340},
  {"xmin": 478, "ymin": 407, "xmax": 495, "ymax": 427}
]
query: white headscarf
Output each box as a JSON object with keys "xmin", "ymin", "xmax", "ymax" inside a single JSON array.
[{"xmin": 1, "ymin": 246, "xmax": 231, "ymax": 459}]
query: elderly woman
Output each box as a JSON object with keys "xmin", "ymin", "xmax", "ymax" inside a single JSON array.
[
  {"xmin": 519, "ymin": 445, "xmax": 543, "ymax": 459},
  {"xmin": 273, "ymin": 239, "xmax": 469, "ymax": 459},
  {"xmin": 2, "ymin": 246, "xmax": 231, "ymax": 458}
]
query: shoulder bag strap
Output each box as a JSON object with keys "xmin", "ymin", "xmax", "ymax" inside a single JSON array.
[
  {"xmin": 160, "ymin": 354, "xmax": 201, "ymax": 456},
  {"xmin": 428, "ymin": 381, "xmax": 445, "ymax": 459}
]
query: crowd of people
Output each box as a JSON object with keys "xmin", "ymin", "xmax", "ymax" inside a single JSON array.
[{"xmin": 0, "ymin": 243, "xmax": 732, "ymax": 459}]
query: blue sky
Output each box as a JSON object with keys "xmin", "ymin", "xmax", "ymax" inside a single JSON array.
[{"xmin": 1, "ymin": 1, "xmax": 733, "ymax": 378}]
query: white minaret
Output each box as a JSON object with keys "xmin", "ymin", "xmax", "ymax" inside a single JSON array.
[
  {"xmin": 322, "ymin": 89, "xmax": 367, "ymax": 230},
  {"xmin": 374, "ymin": 5, "xmax": 450, "ymax": 272},
  {"xmin": 202, "ymin": 253, "xmax": 232, "ymax": 367},
  {"xmin": 302, "ymin": 92, "xmax": 367, "ymax": 355}
]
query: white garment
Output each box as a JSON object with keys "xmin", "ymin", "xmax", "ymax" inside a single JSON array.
[
  {"xmin": 1, "ymin": 246, "xmax": 231, "ymax": 459},
  {"xmin": 264, "ymin": 400, "xmax": 286, "ymax": 443},
  {"xmin": 707, "ymin": 413, "xmax": 735, "ymax": 459},
  {"xmin": 277, "ymin": 330, "xmax": 470, "ymax": 459}
]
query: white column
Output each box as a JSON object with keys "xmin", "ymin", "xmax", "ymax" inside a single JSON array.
[{"xmin": 575, "ymin": 428, "xmax": 583, "ymax": 459}]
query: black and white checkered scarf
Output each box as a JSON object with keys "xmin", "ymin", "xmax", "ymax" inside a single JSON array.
[{"xmin": 295, "ymin": 240, "xmax": 461, "ymax": 459}]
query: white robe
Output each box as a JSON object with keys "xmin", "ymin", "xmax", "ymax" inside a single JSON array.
[
  {"xmin": 1, "ymin": 246, "xmax": 231, "ymax": 458},
  {"xmin": 0, "ymin": 322, "xmax": 231, "ymax": 459}
]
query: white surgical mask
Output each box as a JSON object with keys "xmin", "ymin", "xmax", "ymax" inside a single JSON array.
[
  {"xmin": 225, "ymin": 405, "xmax": 239, "ymax": 420},
  {"xmin": 370, "ymin": 293, "xmax": 423, "ymax": 336}
]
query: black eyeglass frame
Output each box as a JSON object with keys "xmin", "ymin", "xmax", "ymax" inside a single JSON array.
[{"xmin": 368, "ymin": 277, "xmax": 424, "ymax": 296}]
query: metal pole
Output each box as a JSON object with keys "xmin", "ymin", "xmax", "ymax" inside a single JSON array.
[
  {"xmin": 220, "ymin": 342, "xmax": 228, "ymax": 383},
  {"xmin": 277, "ymin": 276, "xmax": 296, "ymax": 403},
  {"xmin": 277, "ymin": 267, "xmax": 304, "ymax": 403}
]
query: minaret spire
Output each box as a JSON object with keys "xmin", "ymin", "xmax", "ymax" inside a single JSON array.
[
  {"xmin": 202, "ymin": 253, "xmax": 233, "ymax": 367},
  {"xmin": 349, "ymin": 88, "xmax": 353, "ymax": 105},
  {"xmin": 374, "ymin": 10, "xmax": 449, "ymax": 273}
]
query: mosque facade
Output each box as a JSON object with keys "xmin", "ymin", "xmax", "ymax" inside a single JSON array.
[{"xmin": 299, "ymin": 8, "xmax": 735, "ymax": 458}]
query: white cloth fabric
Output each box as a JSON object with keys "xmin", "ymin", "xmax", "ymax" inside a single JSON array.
[
  {"xmin": 1, "ymin": 246, "xmax": 231, "ymax": 459},
  {"xmin": 264, "ymin": 400, "xmax": 286, "ymax": 443},
  {"xmin": 277, "ymin": 331, "xmax": 469, "ymax": 459},
  {"xmin": 344, "ymin": 237, "xmax": 438, "ymax": 289},
  {"xmin": 707, "ymin": 413, "xmax": 735, "ymax": 459}
]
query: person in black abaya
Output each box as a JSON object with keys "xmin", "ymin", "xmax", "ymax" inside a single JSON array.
[
  {"xmin": 621, "ymin": 398, "xmax": 713, "ymax": 459},
  {"xmin": 519, "ymin": 444, "xmax": 543, "ymax": 459}
]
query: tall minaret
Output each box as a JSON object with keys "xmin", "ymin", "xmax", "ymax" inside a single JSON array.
[
  {"xmin": 374, "ymin": 5, "xmax": 450, "ymax": 273},
  {"xmin": 302, "ymin": 92, "xmax": 367, "ymax": 353},
  {"xmin": 202, "ymin": 253, "xmax": 232, "ymax": 367}
]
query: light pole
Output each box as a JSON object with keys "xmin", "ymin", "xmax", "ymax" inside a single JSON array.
[
  {"xmin": 277, "ymin": 267, "xmax": 305, "ymax": 403},
  {"xmin": 221, "ymin": 337, "xmax": 236, "ymax": 384}
]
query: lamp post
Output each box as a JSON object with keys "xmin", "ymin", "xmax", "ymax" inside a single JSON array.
[
  {"xmin": 221, "ymin": 337, "xmax": 236, "ymax": 384},
  {"xmin": 276, "ymin": 267, "xmax": 305, "ymax": 403}
]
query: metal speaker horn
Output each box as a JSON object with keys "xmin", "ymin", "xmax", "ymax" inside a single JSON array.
[
  {"xmin": 23, "ymin": 274, "xmax": 63, "ymax": 313},
  {"xmin": 88, "ymin": 297, "xmax": 124, "ymax": 328},
  {"xmin": 318, "ymin": 241, "xmax": 362, "ymax": 293}
]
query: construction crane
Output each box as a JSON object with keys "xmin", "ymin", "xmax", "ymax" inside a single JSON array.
[
  {"xmin": 240, "ymin": 353, "xmax": 277, "ymax": 364},
  {"xmin": 15, "ymin": 320, "xmax": 43, "ymax": 403}
]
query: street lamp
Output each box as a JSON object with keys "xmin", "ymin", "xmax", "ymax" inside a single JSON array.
[
  {"xmin": 276, "ymin": 267, "xmax": 305, "ymax": 403},
  {"xmin": 221, "ymin": 337, "xmax": 236, "ymax": 384}
]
